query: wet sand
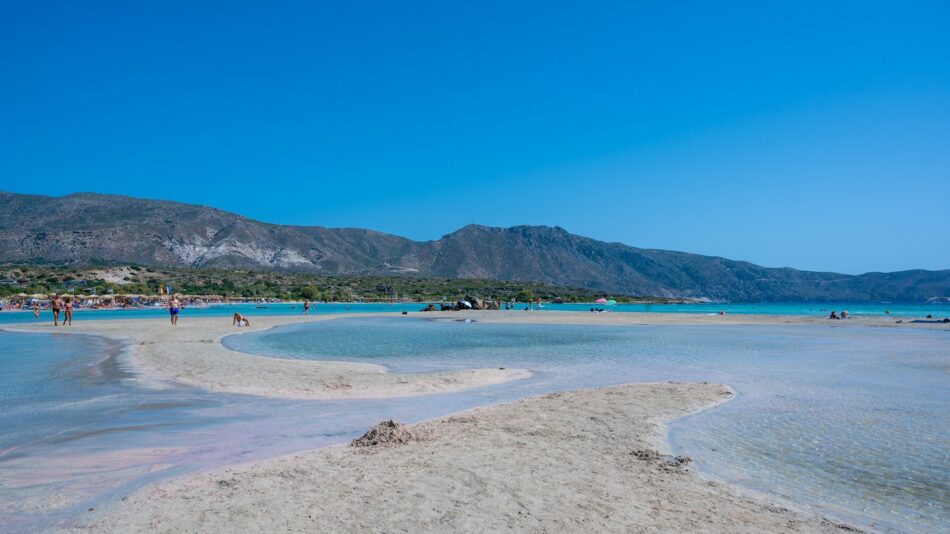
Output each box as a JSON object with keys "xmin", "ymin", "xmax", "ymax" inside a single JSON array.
[
  {"xmin": 3, "ymin": 311, "xmax": 903, "ymax": 531},
  {"xmin": 5, "ymin": 310, "xmax": 943, "ymax": 400},
  {"xmin": 4, "ymin": 313, "xmax": 530, "ymax": 400},
  {"xmin": 68, "ymin": 382, "xmax": 858, "ymax": 533}
]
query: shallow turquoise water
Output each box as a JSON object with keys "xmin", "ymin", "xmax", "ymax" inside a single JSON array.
[
  {"xmin": 0, "ymin": 299, "xmax": 945, "ymax": 327},
  {"xmin": 2, "ymin": 318, "xmax": 948, "ymax": 532},
  {"xmin": 225, "ymin": 318, "xmax": 950, "ymax": 532}
]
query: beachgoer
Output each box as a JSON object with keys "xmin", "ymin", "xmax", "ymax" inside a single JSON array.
[
  {"xmin": 168, "ymin": 295, "xmax": 181, "ymax": 326},
  {"xmin": 51, "ymin": 294, "xmax": 63, "ymax": 326},
  {"xmin": 303, "ymin": 299, "xmax": 310, "ymax": 314},
  {"xmin": 926, "ymin": 313, "xmax": 933, "ymax": 319},
  {"xmin": 33, "ymin": 302, "xmax": 40, "ymax": 319},
  {"xmin": 841, "ymin": 310, "xmax": 849, "ymax": 319},
  {"xmin": 829, "ymin": 311, "xmax": 839, "ymax": 320},
  {"xmin": 64, "ymin": 297, "xmax": 74, "ymax": 326},
  {"xmin": 232, "ymin": 313, "xmax": 251, "ymax": 327}
]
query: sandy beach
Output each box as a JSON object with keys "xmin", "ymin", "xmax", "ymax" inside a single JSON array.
[
  {"xmin": 6, "ymin": 309, "xmax": 943, "ymax": 400},
  {"xmin": 67, "ymin": 382, "xmax": 857, "ymax": 533},
  {"xmin": 6, "ymin": 310, "xmax": 944, "ymax": 531},
  {"xmin": 5, "ymin": 313, "xmax": 534, "ymax": 399}
]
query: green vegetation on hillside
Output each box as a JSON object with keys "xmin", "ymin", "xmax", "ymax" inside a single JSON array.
[{"xmin": 0, "ymin": 264, "xmax": 682, "ymax": 303}]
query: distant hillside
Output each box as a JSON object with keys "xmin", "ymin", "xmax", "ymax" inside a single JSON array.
[{"xmin": 1, "ymin": 191, "xmax": 947, "ymax": 302}]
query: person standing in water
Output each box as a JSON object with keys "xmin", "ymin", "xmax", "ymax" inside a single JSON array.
[
  {"xmin": 168, "ymin": 295, "xmax": 182, "ymax": 326},
  {"xmin": 33, "ymin": 302, "xmax": 40, "ymax": 319},
  {"xmin": 303, "ymin": 299, "xmax": 310, "ymax": 314},
  {"xmin": 64, "ymin": 297, "xmax": 74, "ymax": 326},
  {"xmin": 51, "ymin": 293, "xmax": 63, "ymax": 326}
]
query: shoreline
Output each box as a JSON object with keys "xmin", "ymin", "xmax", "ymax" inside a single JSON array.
[
  {"xmin": 67, "ymin": 382, "xmax": 860, "ymax": 533},
  {"xmin": 4, "ymin": 310, "xmax": 945, "ymax": 400},
  {"xmin": 5, "ymin": 311, "xmax": 915, "ymax": 531},
  {"xmin": 2, "ymin": 313, "xmax": 531, "ymax": 400}
]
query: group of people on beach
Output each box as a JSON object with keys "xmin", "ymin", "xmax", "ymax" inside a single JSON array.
[{"xmin": 503, "ymin": 298, "xmax": 543, "ymax": 311}]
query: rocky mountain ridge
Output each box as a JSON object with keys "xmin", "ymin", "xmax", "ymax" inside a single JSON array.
[{"xmin": 1, "ymin": 191, "xmax": 947, "ymax": 302}]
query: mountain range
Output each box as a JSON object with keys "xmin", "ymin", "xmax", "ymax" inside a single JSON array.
[{"xmin": 1, "ymin": 191, "xmax": 947, "ymax": 302}]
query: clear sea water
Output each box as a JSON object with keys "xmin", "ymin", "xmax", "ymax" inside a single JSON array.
[
  {"xmin": 1, "ymin": 315, "xmax": 948, "ymax": 532},
  {"xmin": 0, "ymin": 299, "xmax": 946, "ymax": 327}
]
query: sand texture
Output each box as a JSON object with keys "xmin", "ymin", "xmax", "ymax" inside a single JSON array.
[
  {"xmin": 70, "ymin": 383, "xmax": 857, "ymax": 533},
  {"xmin": 6, "ymin": 308, "xmax": 942, "ymax": 400},
  {"xmin": 5, "ymin": 313, "xmax": 530, "ymax": 399}
]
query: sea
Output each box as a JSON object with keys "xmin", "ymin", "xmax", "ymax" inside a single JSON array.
[
  {"xmin": 0, "ymin": 299, "xmax": 945, "ymax": 326},
  {"xmin": 0, "ymin": 303, "xmax": 947, "ymax": 532}
]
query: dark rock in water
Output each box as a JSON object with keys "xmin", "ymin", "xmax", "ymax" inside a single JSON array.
[
  {"xmin": 440, "ymin": 303, "xmax": 457, "ymax": 311},
  {"xmin": 465, "ymin": 295, "xmax": 485, "ymax": 310},
  {"xmin": 420, "ymin": 304, "xmax": 438, "ymax": 312}
]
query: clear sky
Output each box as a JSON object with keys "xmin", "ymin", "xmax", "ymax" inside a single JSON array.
[{"xmin": 1, "ymin": 1, "xmax": 948, "ymax": 274}]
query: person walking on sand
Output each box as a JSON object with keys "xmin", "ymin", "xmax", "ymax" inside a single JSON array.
[
  {"xmin": 64, "ymin": 297, "xmax": 74, "ymax": 326},
  {"xmin": 168, "ymin": 295, "xmax": 182, "ymax": 326},
  {"xmin": 51, "ymin": 294, "xmax": 63, "ymax": 326}
]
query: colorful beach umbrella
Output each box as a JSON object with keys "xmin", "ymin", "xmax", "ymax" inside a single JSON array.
[
  {"xmin": 594, "ymin": 298, "xmax": 607, "ymax": 304},
  {"xmin": 606, "ymin": 299, "xmax": 617, "ymax": 306}
]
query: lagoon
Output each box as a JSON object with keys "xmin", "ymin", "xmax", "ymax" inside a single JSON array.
[{"xmin": 1, "ymin": 317, "xmax": 947, "ymax": 532}]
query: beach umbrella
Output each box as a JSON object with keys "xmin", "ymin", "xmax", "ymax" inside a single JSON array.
[
  {"xmin": 606, "ymin": 299, "xmax": 617, "ymax": 306},
  {"xmin": 595, "ymin": 298, "xmax": 607, "ymax": 304}
]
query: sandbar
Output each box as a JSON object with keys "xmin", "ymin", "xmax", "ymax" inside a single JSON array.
[
  {"xmin": 68, "ymin": 382, "xmax": 857, "ymax": 533},
  {"xmin": 4, "ymin": 313, "xmax": 530, "ymax": 400},
  {"xmin": 5, "ymin": 309, "xmax": 943, "ymax": 400}
]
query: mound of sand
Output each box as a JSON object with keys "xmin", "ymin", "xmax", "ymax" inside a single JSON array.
[
  {"xmin": 350, "ymin": 420, "xmax": 427, "ymax": 447},
  {"xmin": 631, "ymin": 449, "xmax": 692, "ymax": 472}
]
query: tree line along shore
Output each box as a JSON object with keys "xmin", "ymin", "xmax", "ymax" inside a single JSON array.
[{"xmin": 0, "ymin": 264, "xmax": 687, "ymax": 304}]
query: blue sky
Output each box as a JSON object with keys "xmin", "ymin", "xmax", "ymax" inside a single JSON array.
[{"xmin": 1, "ymin": 1, "xmax": 948, "ymax": 274}]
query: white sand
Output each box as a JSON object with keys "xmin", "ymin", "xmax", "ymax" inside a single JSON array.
[
  {"xmin": 4, "ymin": 310, "xmax": 885, "ymax": 531},
  {"xmin": 70, "ymin": 383, "xmax": 857, "ymax": 533},
  {"xmin": 6, "ymin": 308, "xmax": 941, "ymax": 400},
  {"xmin": 6, "ymin": 313, "xmax": 530, "ymax": 399}
]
